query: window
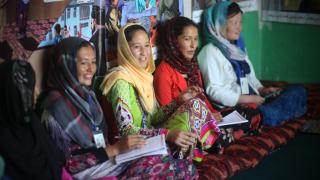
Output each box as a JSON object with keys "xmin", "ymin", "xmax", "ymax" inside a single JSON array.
[
  {"xmin": 60, "ymin": 13, "xmax": 64, "ymax": 22},
  {"xmin": 262, "ymin": 0, "xmax": 320, "ymax": 25},
  {"xmin": 74, "ymin": 25, "xmax": 78, "ymax": 37},
  {"xmin": 67, "ymin": 8, "xmax": 70, "ymax": 19},
  {"xmin": 73, "ymin": 7, "xmax": 77, "ymax": 17},
  {"xmin": 81, "ymin": 22, "xmax": 89, "ymax": 28},
  {"xmin": 49, "ymin": 32, "xmax": 52, "ymax": 40},
  {"xmin": 80, "ymin": 5, "xmax": 90, "ymax": 20}
]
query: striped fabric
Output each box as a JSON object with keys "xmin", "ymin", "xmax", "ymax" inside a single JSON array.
[{"xmin": 196, "ymin": 119, "xmax": 305, "ymax": 180}]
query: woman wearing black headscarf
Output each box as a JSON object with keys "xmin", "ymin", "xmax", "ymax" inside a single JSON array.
[{"xmin": 0, "ymin": 60, "xmax": 63, "ymax": 180}]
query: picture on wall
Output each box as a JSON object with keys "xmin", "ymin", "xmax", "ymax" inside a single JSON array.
[{"xmin": 0, "ymin": 0, "xmax": 185, "ymax": 67}]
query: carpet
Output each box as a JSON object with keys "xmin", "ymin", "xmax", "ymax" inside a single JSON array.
[{"xmin": 302, "ymin": 120, "xmax": 320, "ymax": 134}]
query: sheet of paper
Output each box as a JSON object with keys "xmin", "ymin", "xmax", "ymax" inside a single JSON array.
[
  {"xmin": 218, "ymin": 110, "xmax": 248, "ymax": 127},
  {"xmin": 115, "ymin": 134, "xmax": 168, "ymax": 164}
]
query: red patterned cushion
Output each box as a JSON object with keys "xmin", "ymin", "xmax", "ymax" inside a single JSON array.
[{"xmin": 197, "ymin": 119, "xmax": 305, "ymax": 179}]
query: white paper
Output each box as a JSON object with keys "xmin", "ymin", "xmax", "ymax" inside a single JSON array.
[
  {"xmin": 218, "ymin": 111, "xmax": 248, "ymax": 127},
  {"xmin": 115, "ymin": 134, "xmax": 168, "ymax": 164}
]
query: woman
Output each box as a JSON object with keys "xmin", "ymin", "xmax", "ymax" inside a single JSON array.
[
  {"xmin": 0, "ymin": 60, "xmax": 63, "ymax": 180},
  {"xmin": 154, "ymin": 16, "xmax": 222, "ymax": 119},
  {"xmin": 39, "ymin": 37, "xmax": 196, "ymax": 179},
  {"xmin": 198, "ymin": 2, "xmax": 306, "ymax": 127},
  {"xmin": 100, "ymin": 24, "xmax": 220, "ymax": 163},
  {"xmin": 153, "ymin": 16, "xmax": 250, "ymax": 151}
]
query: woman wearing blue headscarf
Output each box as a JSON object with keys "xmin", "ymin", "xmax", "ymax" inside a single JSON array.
[{"xmin": 198, "ymin": 1, "xmax": 307, "ymax": 127}]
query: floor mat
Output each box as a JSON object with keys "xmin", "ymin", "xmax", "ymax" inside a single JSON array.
[{"xmin": 230, "ymin": 132, "xmax": 320, "ymax": 180}]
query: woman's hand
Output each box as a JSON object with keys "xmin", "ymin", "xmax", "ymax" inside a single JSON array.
[
  {"xmin": 238, "ymin": 95, "xmax": 265, "ymax": 106},
  {"xmin": 213, "ymin": 112, "xmax": 223, "ymax": 122},
  {"xmin": 105, "ymin": 135, "xmax": 146, "ymax": 157},
  {"xmin": 259, "ymin": 87, "xmax": 282, "ymax": 96},
  {"xmin": 249, "ymin": 95, "xmax": 265, "ymax": 105},
  {"xmin": 177, "ymin": 86, "xmax": 203, "ymax": 105},
  {"xmin": 166, "ymin": 130, "xmax": 197, "ymax": 148}
]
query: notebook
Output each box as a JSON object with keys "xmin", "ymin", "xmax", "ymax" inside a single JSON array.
[
  {"xmin": 218, "ymin": 110, "xmax": 248, "ymax": 127},
  {"xmin": 115, "ymin": 134, "xmax": 168, "ymax": 164}
]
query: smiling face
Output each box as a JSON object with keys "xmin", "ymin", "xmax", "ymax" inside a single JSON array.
[
  {"xmin": 76, "ymin": 46, "xmax": 96, "ymax": 86},
  {"xmin": 177, "ymin": 25, "xmax": 198, "ymax": 61},
  {"xmin": 225, "ymin": 12, "xmax": 243, "ymax": 41},
  {"xmin": 128, "ymin": 30, "xmax": 151, "ymax": 69}
]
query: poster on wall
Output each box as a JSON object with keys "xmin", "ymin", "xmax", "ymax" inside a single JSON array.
[
  {"xmin": 0, "ymin": 0, "xmax": 69, "ymax": 61},
  {"xmin": 0, "ymin": 0, "xmax": 185, "ymax": 67},
  {"xmin": 0, "ymin": 0, "xmax": 185, "ymax": 100},
  {"xmin": 262, "ymin": 0, "xmax": 320, "ymax": 25}
]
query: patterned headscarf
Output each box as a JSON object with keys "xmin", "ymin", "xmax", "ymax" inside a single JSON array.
[
  {"xmin": 101, "ymin": 23, "xmax": 156, "ymax": 113},
  {"xmin": 161, "ymin": 16, "xmax": 202, "ymax": 87},
  {"xmin": 202, "ymin": 1, "xmax": 246, "ymax": 61},
  {"xmin": 44, "ymin": 37, "xmax": 105, "ymax": 149}
]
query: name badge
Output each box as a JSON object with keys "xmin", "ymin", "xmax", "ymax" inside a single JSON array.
[
  {"xmin": 93, "ymin": 130, "xmax": 106, "ymax": 148},
  {"xmin": 240, "ymin": 77, "xmax": 249, "ymax": 94}
]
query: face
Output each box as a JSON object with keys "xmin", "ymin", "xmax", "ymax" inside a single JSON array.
[
  {"xmin": 225, "ymin": 12, "xmax": 243, "ymax": 41},
  {"xmin": 177, "ymin": 25, "xmax": 198, "ymax": 61},
  {"xmin": 128, "ymin": 30, "xmax": 151, "ymax": 69},
  {"xmin": 111, "ymin": 0, "xmax": 118, "ymax": 6},
  {"xmin": 76, "ymin": 46, "xmax": 96, "ymax": 86}
]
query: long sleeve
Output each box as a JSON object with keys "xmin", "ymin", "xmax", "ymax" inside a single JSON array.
[
  {"xmin": 154, "ymin": 62, "xmax": 174, "ymax": 106},
  {"xmin": 198, "ymin": 44, "xmax": 241, "ymax": 107},
  {"xmin": 154, "ymin": 61, "xmax": 189, "ymax": 107},
  {"xmin": 42, "ymin": 111, "xmax": 108, "ymax": 175},
  {"xmin": 107, "ymin": 80, "xmax": 170, "ymax": 137}
]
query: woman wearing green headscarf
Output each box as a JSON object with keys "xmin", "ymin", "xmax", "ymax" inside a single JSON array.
[{"xmin": 198, "ymin": 1, "xmax": 306, "ymax": 129}]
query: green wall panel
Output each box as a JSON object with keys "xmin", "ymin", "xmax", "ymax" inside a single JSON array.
[
  {"xmin": 261, "ymin": 22, "xmax": 320, "ymax": 83},
  {"xmin": 242, "ymin": 12, "xmax": 262, "ymax": 79},
  {"xmin": 242, "ymin": 12, "xmax": 320, "ymax": 83}
]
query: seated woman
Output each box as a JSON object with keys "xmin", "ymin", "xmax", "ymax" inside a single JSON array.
[
  {"xmin": 39, "ymin": 37, "xmax": 198, "ymax": 179},
  {"xmin": 0, "ymin": 60, "xmax": 63, "ymax": 179},
  {"xmin": 153, "ymin": 16, "xmax": 256, "ymax": 151},
  {"xmin": 198, "ymin": 1, "xmax": 307, "ymax": 127},
  {"xmin": 154, "ymin": 16, "xmax": 222, "ymax": 120},
  {"xmin": 100, "ymin": 24, "xmax": 220, "ymax": 162}
]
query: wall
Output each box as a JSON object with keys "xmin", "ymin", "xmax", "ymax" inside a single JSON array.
[
  {"xmin": 242, "ymin": 12, "xmax": 262, "ymax": 79},
  {"xmin": 260, "ymin": 21, "xmax": 320, "ymax": 83},
  {"xmin": 242, "ymin": 11, "xmax": 320, "ymax": 84}
]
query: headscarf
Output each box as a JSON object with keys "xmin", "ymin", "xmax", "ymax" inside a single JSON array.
[
  {"xmin": 202, "ymin": 1, "xmax": 246, "ymax": 61},
  {"xmin": 0, "ymin": 60, "xmax": 63, "ymax": 180},
  {"xmin": 101, "ymin": 23, "xmax": 156, "ymax": 113},
  {"xmin": 161, "ymin": 16, "xmax": 202, "ymax": 87},
  {"xmin": 44, "ymin": 37, "xmax": 106, "ymax": 149},
  {"xmin": 202, "ymin": 1, "xmax": 254, "ymax": 93}
]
